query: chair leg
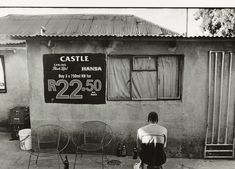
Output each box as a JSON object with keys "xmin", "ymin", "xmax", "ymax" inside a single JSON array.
[
  {"xmin": 27, "ymin": 154, "xmax": 32, "ymax": 169},
  {"xmin": 35, "ymin": 153, "xmax": 39, "ymax": 165},
  {"xmin": 59, "ymin": 153, "xmax": 63, "ymax": 162},
  {"xmin": 103, "ymin": 149, "xmax": 108, "ymax": 161},
  {"xmin": 57, "ymin": 153, "xmax": 60, "ymax": 169},
  {"xmin": 74, "ymin": 151, "xmax": 78, "ymax": 169},
  {"xmin": 102, "ymin": 153, "xmax": 104, "ymax": 169}
]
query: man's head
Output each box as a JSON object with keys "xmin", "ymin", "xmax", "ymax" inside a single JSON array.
[{"xmin": 148, "ymin": 112, "xmax": 158, "ymax": 123}]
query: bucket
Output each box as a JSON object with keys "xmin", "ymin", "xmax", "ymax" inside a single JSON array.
[{"xmin": 18, "ymin": 129, "xmax": 32, "ymax": 150}]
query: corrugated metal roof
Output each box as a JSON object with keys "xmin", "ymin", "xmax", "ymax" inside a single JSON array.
[
  {"xmin": 0, "ymin": 14, "xmax": 179, "ymax": 38},
  {"xmin": 187, "ymin": 35, "xmax": 235, "ymax": 38},
  {"xmin": 0, "ymin": 35, "xmax": 25, "ymax": 45}
]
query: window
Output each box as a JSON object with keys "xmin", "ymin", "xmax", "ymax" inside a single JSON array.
[
  {"xmin": 108, "ymin": 55, "xmax": 183, "ymax": 100},
  {"xmin": 0, "ymin": 55, "xmax": 6, "ymax": 93}
]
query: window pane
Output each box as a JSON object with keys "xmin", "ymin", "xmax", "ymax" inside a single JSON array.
[
  {"xmin": 0, "ymin": 56, "xmax": 6, "ymax": 91},
  {"xmin": 133, "ymin": 56, "xmax": 156, "ymax": 70},
  {"xmin": 108, "ymin": 57, "xmax": 130, "ymax": 99},
  {"xmin": 158, "ymin": 56, "xmax": 179, "ymax": 98},
  {"xmin": 132, "ymin": 71, "xmax": 157, "ymax": 99}
]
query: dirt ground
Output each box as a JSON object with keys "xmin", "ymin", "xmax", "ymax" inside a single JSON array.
[{"xmin": 1, "ymin": 132, "xmax": 235, "ymax": 169}]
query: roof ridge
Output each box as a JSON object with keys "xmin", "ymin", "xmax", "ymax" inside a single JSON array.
[{"xmin": 4, "ymin": 14, "xmax": 135, "ymax": 17}]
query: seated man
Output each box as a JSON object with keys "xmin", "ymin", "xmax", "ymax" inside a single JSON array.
[{"xmin": 136, "ymin": 112, "xmax": 167, "ymax": 169}]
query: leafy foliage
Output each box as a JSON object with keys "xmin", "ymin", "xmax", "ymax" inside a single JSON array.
[{"xmin": 194, "ymin": 9, "xmax": 235, "ymax": 36}]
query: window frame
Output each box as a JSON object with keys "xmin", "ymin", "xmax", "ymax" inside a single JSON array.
[
  {"xmin": 107, "ymin": 54, "xmax": 183, "ymax": 101},
  {"xmin": 156, "ymin": 54, "xmax": 183, "ymax": 101},
  {"xmin": 131, "ymin": 56, "xmax": 157, "ymax": 100},
  {"xmin": 0, "ymin": 55, "xmax": 7, "ymax": 93}
]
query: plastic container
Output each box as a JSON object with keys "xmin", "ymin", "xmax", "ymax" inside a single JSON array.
[{"xmin": 18, "ymin": 129, "xmax": 32, "ymax": 150}]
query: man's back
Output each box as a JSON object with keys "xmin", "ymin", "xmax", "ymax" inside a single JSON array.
[
  {"xmin": 137, "ymin": 123, "xmax": 167, "ymax": 168},
  {"xmin": 135, "ymin": 112, "xmax": 167, "ymax": 169},
  {"xmin": 137, "ymin": 123, "xmax": 167, "ymax": 147}
]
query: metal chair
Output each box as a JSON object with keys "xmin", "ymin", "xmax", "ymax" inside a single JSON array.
[
  {"xmin": 139, "ymin": 134, "xmax": 166, "ymax": 169},
  {"xmin": 73, "ymin": 121, "xmax": 113, "ymax": 169},
  {"xmin": 27, "ymin": 124, "xmax": 70, "ymax": 169}
]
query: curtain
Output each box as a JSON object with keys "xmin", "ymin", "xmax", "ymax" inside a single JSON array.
[
  {"xmin": 0, "ymin": 57, "xmax": 5, "ymax": 90},
  {"xmin": 132, "ymin": 71, "xmax": 157, "ymax": 99},
  {"xmin": 158, "ymin": 56, "xmax": 179, "ymax": 98},
  {"xmin": 133, "ymin": 56, "xmax": 156, "ymax": 70},
  {"xmin": 108, "ymin": 57, "xmax": 130, "ymax": 99},
  {"xmin": 132, "ymin": 56, "xmax": 157, "ymax": 99},
  {"xmin": 108, "ymin": 56, "xmax": 180, "ymax": 100}
]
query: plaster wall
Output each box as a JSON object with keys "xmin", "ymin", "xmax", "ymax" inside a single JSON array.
[
  {"xmin": 0, "ymin": 47, "xmax": 29, "ymax": 124},
  {"xmin": 27, "ymin": 39, "xmax": 235, "ymax": 157}
]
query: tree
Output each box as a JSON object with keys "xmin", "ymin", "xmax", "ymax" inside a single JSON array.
[{"xmin": 194, "ymin": 9, "xmax": 235, "ymax": 36}]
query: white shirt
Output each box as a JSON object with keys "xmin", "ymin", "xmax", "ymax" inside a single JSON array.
[{"xmin": 137, "ymin": 123, "xmax": 167, "ymax": 147}]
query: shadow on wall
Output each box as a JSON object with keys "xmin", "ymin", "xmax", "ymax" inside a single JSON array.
[
  {"xmin": 166, "ymin": 138, "xmax": 204, "ymax": 158},
  {"xmin": 0, "ymin": 119, "xmax": 9, "ymax": 132}
]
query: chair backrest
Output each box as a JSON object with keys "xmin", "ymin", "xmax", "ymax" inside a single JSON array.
[
  {"xmin": 82, "ymin": 121, "xmax": 112, "ymax": 146},
  {"xmin": 141, "ymin": 134, "xmax": 166, "ymax": 146},
  {"xmin": 140, "ymin": 134, "xmax": 166, "ymax": 166},
  {"xmin": 33, "ymin": 124, "xmax": 69, "ymax": 153}
]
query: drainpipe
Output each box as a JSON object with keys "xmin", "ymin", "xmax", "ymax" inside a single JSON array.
[{"xmin": 185, "ymin": 8, "xmax": 188, "ymax": 37}]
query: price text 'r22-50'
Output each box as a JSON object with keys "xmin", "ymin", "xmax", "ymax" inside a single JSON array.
[{"xmin": 48, "ymin": 79, "xmax": 102, "ymax": 99}]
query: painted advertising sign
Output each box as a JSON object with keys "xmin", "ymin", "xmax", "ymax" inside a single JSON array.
[{"xmin": 43, "ymin": 53, "xmax": 106, "ymax": 104}]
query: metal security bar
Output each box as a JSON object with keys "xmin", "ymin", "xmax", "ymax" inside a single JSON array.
[
  {"xmin": 225, "ymin": 52, "xmax": 233, "ymax": 144},
  {"xmin": 211, "ymin": 52, "xmax": 217, "ymax": 144},
  {"xmin": 205, "ymin": 51, "xmax": 234, "ymax": 159}
]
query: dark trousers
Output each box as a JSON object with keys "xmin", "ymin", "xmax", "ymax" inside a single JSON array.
[{"xmin": 139, "ymin": 143, "xmax": 166, "ymax": 169}]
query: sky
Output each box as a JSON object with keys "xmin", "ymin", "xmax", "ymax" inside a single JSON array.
[
  {"xmin": 0, "ymin": 8, "xmax": 200, "ymax": 35},
  {"xmin": 1, "ymin": 0, "xmax": 235, "ymax": 7},
  {"xmin": 0, "ymin": 0, "xmax": 234, "ymax": 36}
]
